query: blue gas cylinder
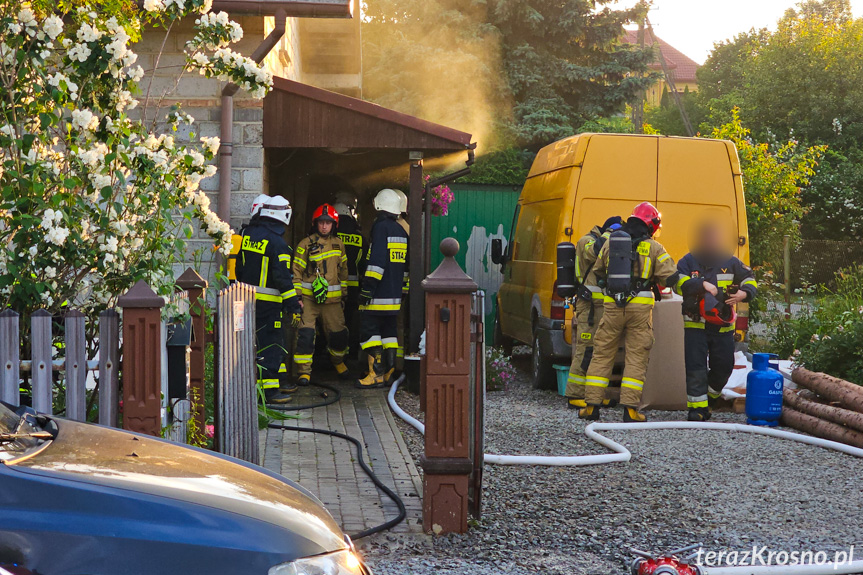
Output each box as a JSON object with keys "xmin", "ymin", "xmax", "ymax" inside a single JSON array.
[{"xmin": 746, "ymin": 353, "xmax": 784, "ymax": 426}]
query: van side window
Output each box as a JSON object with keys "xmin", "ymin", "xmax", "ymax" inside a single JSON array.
[{"xmin": 508, "ymin": 204, "xmax": 521, "ymax": 259}]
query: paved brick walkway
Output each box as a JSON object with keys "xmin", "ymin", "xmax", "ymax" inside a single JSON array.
[{"xmin": 258, "ymin": 379, "xmax": 423, "ymax": 535}]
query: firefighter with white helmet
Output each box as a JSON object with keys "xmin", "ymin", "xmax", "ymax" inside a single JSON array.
[
  {"xmin": 356, "ymin": 189, "xmax": 409, "ymax": 388},
  {"xmin": 235, "ymin": 194, "xmax": 302, "ymax": 404},
  {"xmin": 334, "ymin": 192, "xmax": 365, "ymax": 359},
  {"xmin": 292, "ymin": 204, "xmax": 351, "ymax": 385}
]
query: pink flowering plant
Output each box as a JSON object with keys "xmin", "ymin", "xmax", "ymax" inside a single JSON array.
[
  {"xmin": 424, "ymin": 175, "xmax": 454, "ymax": 216},
  {"xmin": 486, "ymin": 346, "xmax": 516, "ymax": 391},
  {"xmin": 0, "ymin": 0, "xmax": 272, "ymax": 317}
]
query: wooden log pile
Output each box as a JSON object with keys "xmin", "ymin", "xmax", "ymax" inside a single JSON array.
[{"xmin": 782, "ymin": 367, "xmax": 863, "ymax": 448}]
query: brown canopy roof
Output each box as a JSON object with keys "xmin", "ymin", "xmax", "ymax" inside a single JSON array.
[
  {"xmin": 211, "ymin": 0, "xmax": 352, "ymax": 17},
  {"xmin": 263, "ymin": 77, "xmax": 473, "ymax": 152}
]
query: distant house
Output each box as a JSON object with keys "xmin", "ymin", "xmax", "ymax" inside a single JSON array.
[{"xmin": 622, "ymin": 30, "xmax": 700, "ymax": 107}]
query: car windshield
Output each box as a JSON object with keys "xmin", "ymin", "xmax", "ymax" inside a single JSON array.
[{"xmin": 0, "ymin": 402, "xmax": 44, "ymax": 461}]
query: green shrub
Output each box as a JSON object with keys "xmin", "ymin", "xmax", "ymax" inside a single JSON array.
[
  {"xmin": 795, "ymin": 314, "xmax": 863, "ymax": 384},
  {"xmin": 764, "ymin": 264, "xmax": 863, "ymax": 384}
]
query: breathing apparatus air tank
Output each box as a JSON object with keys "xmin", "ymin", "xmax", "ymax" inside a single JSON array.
[
  {"xmin": 556, "ymin": 242, "xmax": 577, "ymax": 299},
  {"xmin": 746, "ymin": 353, "xmax": 784, "ymax": 427},
  {"xmin": 606, "ymin": 229, "xmax": 633, "ymax": 307}
]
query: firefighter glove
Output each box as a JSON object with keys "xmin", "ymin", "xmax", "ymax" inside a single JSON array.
[
  {"xmin": 312, "ymin": 275, "xmax": 329, "ymax": 304},
  {"xmin": 291, "ymin": 312, "xmax": 302, "ymax": 328},
  {"xmin": 359, "ymin": 288, "xmax": 372, "ymax": 307}
]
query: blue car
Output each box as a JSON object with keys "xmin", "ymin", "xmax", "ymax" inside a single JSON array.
[{"xmin": 0, "ymin": 401, "xmax": 370, "ymax": 574}]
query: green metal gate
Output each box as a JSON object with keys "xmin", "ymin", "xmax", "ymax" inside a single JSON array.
[{"xmin": 431, "ymin": 184, "xmax": 521, "ymax": 341}]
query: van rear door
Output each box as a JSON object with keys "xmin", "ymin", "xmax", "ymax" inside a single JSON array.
[
  {"xmin": 571, "ymin": 135, "xmax": 659, "ymax": 237},
  {"xmin": 655, "ymin": 138, "xmax": 741, "ymax": 262}
]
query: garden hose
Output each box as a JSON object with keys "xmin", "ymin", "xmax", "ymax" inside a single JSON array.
[
  {"xmin": 387, "ymin": 377, "xmax": 863, "ymax": 465},
  {"xmin": 266, "ymin": 376, "xmax": 409, "ymax": 539},
  {"xmin": 266, "ymin": 381, "xmax": 341, "ymax": 411}
]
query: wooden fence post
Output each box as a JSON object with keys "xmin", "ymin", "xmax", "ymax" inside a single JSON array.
[
  {"xmin": 176, "ymin": 267, "xmax": 208, "ymax": 432},
  {"xmin": 31, "ymin": 310, "xmax": 53, "ymax": 414},
  {"xmin": 0, "ymin": 309, "xmax": 19, "ymax": 406},
  {"xmin": 98, "ymin": 310, "xmax": 120, "ymax": 427},
  {"xmin": 215, "ymin": 283, "xmax": 258, "ymax": 463},
  {"xmin": 420, "ymin": 238, "xmax": 477, "ymax": 535},
  {"xmin": 118, "ymin": 280, "xmax": 165, "ymax": 436},
  {"xmin": 64, "ymin": 310, "xmax": 87, "ymax": 421}
]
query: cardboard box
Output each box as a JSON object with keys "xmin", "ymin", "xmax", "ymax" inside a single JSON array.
[{"xmin": 640, "ymin": 294, "xmax": 688, "ymax": 411}]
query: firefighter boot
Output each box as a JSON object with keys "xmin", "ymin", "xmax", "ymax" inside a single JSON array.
[
  {"xmin": 333, "ymin": 361, "xmax": 353, "ymax": 381},
  {"xmin": 279, "ymin": 380, "xmax": 299, "ymax": 395},
  {"xmin": 572, "ymin": 398, "xmax": 612, "ymax": 410},
  {"xmin": 382, "ymin": 348, "xmax": 398, "ymax": 385},
  {"xmin": 279, "ymin": 363, "xmax": 298, "ymax": 394},
  {"xmin": 623, "ymin": 406, "xmax": 647, "ymax": 423},
  {"xmin": 297, "ymin": 374, "xmax": 311, "ymax": 386},
  {"xmin": 355, "ymin": 351, "xmax": 385, "ymax": 389},
  {"xmin": 264, "ymin": 388, "xmax": 293, "ymax": 404},
  {"xmin": 578, "ymin": 404, "xmax": 601, "ymax": 421},
  {"xmin": 687, "ymin": 407, "xmax": 711, "ymax": 422}
]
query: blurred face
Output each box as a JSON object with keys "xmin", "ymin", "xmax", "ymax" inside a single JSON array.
[
  {"xmin": 689, "ymin": 213, "xmax": 735, "ymax": 260},
  {"xmin": 317, "ymin": 220, "xmax": 334, "ymax": 236}
]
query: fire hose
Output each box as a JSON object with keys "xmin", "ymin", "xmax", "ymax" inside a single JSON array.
[{"xmin": 386, "ymin": 378, "xmax": 863, "ymax": 574}]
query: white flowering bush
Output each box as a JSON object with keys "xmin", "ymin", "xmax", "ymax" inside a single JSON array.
[{"xmin": 0, "ymin": 0, "xmax": 272, "ymax": 316}]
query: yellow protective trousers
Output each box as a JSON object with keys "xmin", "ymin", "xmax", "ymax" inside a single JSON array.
[
  {"xmin": 584, "ymin": 303, "xmax": 655, "ymax": 407},
  {"xmin": 565, "ymin": 298, "xmax": 605, "ymax": 399}
]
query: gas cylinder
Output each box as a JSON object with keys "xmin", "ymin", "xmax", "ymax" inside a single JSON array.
[{"xmin": 746, "ymin": 353, "xmax": 784, "ymax": 426}]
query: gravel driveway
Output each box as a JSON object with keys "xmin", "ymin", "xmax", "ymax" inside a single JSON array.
[{"xmin": 361, "ymin": 356, "xmax": 863, "ymax": 575}]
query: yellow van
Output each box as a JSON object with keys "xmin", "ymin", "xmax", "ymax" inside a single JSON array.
[{"xmin": 491, "ymin": 133, "xmax": 750, "ymax": 389}]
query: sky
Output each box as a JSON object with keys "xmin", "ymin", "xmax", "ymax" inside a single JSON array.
[{"xmin": 613, "ymin": 0, "xmax": 863, "ymax": 64}]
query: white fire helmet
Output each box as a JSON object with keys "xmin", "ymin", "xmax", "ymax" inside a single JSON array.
[
  {"xmin": 394, "ymin": 189, "xmax": 408, "ymax": 214},
  {"xmin": 251, "ymin": 194, "xmax": 292, "ymax": 226},
  {"xmin": 374, "ymin": 188, "xmax": 402, "ymax": 216},
  {"xmin": 333, "ymin": 192, "xmax": 358, "ymax": 219},
  {"xmin": 334, "ymin": 191, "xmax": 358, "ymax": 210}
]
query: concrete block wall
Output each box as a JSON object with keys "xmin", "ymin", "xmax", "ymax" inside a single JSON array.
[{"xmin": 134, "ymin": 13, "xmax": 303, "ymax": 286}]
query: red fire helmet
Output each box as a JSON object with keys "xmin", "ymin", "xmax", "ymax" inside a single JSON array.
[
  {"xmin": 313, "ymin": 203, "xmax": 339, "ymax": 225},
  {"xmin": 630, "ymin": 202, "xmax": 662, "ymax": 236},
  {"xmin": 700, "ymin": 298, "xmax": 737, "ymax": 327}
]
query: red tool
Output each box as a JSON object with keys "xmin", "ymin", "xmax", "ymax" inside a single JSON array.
[{"xmin": 631, "ymin": 544, "xmax": 704, "ymax": 575}]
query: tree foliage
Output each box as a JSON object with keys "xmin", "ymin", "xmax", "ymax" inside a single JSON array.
[
  {"xmin": 693, "ymin": 0, "xmax": 863, "ymax": 240},
  {"xmin": 709, "ymin": 109, "xmax": 825, "ymax": 272},
  {"xmin": 489, "ymin": 0, "xmax": 656, "ymax": 148},
  {"xmin": 643, "ymin": 86, "xmax": 705, "ymax": 137}
]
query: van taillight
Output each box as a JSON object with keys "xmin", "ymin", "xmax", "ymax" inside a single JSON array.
[
  {"xmin": 736, "ymin": 315, "xmax": 749, "ymax": 332},
  {"xmin": 551, "ymin": 281, "xmax": 566, "ymax": 321}
]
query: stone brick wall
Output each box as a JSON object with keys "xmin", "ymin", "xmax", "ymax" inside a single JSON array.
[{"xmin": 135, "ymin": 15, "xmax": 303, "ymax": 282}]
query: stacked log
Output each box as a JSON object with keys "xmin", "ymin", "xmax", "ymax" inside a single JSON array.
[{"xmin": 781, "ymin": 367, "xmax": 863, "ymax": 448}]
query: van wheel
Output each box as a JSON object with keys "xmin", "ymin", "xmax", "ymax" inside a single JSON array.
[
  {"xmin": 493, "ymin": 306, "xmax": 513, "ymax": 356},
  {"xmin": 531, "ymin": 331, "xmax": 556, "ymax": 390}
]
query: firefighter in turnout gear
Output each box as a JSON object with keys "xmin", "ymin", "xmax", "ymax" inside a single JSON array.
[
  {"xmin": 564, "ymin": 216, "xmax": 623, "ymax": 409},
  {"xmin": 334, "ymin": 193, "xmax": 365, "ymax": 359},
  {"xmin": 356, "ymin": 189, "xmax": 409, "ymax": 389},
  {"xmin": 234, "ymin": 194, "xmax": 302, "ymax": 404},
  {"xmin": 582, "ymin": 202, "xmax": 702, "ymax": 422},
  {"xmin": 293, "ymin": 204, "xmax": 351, "ymax": 384},
  {"xmin": 393, "ymin": 189, "xmax": 410, "ymax": 376},
  {"xmin": 678, "ymin": 219, "xmax": 757, "ymax": 421}
]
